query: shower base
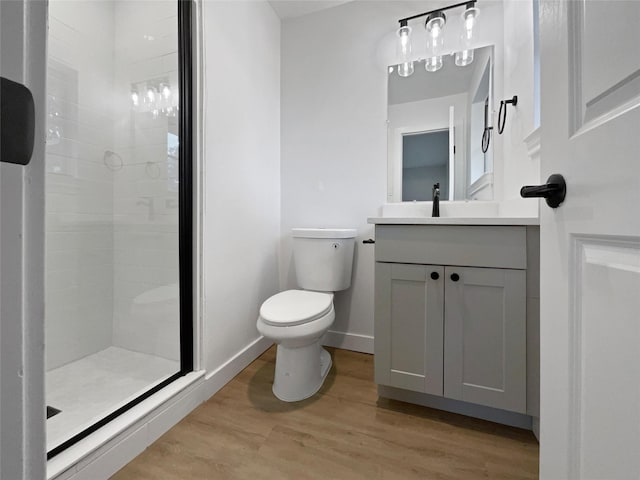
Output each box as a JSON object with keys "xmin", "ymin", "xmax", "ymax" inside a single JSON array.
[{"xmin": 46, "ymin": 346, "xmax": 179, "ymax": 452}]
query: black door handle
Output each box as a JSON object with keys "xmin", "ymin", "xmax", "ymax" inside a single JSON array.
[
  {"xmin": 450, "ymin": 273, "xmax": 460, "ymax": 282},
  {"xmin": 430, "ymin": 272, "xmax": 439, "ymax": 280},
  {"xmin": 520, "ymin": 174, "xmax": 566, "ymax": 208},
  {"xmin": 0, "ymin": 77, "xmax": 35, "ymax": 166},
  {"xmin": 362, "ymin": 238, "xmax": 375, "ymax": 244}
]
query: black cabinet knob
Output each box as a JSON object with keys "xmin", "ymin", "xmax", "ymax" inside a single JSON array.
[
  {"xmin": 430, "ymin": 272, "xmax": 439, "ymax": 280},
  {"xmin": 450, "ymin": 273, "xmax": 460, "ymax": 282}
]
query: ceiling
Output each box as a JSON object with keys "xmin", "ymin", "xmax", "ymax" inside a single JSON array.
[{"xmin": 268, "ymin": 1, "xmax": 352, "ymax": 19}]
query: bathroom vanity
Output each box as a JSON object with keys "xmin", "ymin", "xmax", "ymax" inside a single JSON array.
[{"xmin": 368, "ymin": 214, "xmax": 539, "ymax": 426}]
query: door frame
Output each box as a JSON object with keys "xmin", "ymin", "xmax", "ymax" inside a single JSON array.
[{"xmin": 0, "ymin": 0, "xmax": 47, "ymax": 478}]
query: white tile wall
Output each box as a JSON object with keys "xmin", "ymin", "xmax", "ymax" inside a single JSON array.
[
  {"xmin": 110, "ymin": 2, "xmax": 180, "ymax": 361},
  {"xmin": 46, "ymin": 2, "xmax": 116, "ymax": 370},
  {"xmin": 45, "ymin": 1, "xmax": 181, "ymax": 369}
]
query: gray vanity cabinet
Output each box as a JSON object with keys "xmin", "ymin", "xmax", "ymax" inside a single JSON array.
[
  {"xmin": 374, "ymin": 263, "xmax": 444, "ymax": 395},
  {"xmin": 443, "ymin": 266, "xmax": 526, "ymax": 413},
  {"xmin": 374, "ymin": 225, "xmax": 530, "ymax": 415}
]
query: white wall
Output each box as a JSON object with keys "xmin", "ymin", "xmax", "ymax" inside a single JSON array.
[
  {"xmin": 280, "ymin": 1, "xmax": 505, "ymax": 349},
  {"xmin": 202, "ymin": 1, "xmax": 281, "ymax": 372},
  {"xmin": 500, "ymin": 0, "xmax": 539, "ymax": 216},
  {"xmin": 280, "ymin": 1, "xmax": 389, "ymax": 350}
]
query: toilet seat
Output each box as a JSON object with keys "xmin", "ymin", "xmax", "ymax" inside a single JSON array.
[{"xmin": 260, "ymin": 290, "xmax": 333, "ymax": 327}]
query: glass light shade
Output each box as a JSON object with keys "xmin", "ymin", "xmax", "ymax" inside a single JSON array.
[
  {"xmin": 461, "ymin": 6, "xmax": 479, "ymax": 42},
  {"xmin": 396, "ymin": 24, "xmax": 414, "ymax": 77},
  {"xmin": 426, "ymin": 14, "xmax": 446, "ymax": 37},
  {"xmin": 425, "ymin": 56, "xmax": 443, "ymax": 72},
  {"xmin": 146, "ymin": 87, "xmax": 155, "ymax": 103},
  {"xmin": 455, "ymin": 49, "xmax": 474, "ymax": 66},
  {"xmin": 425, "ymin": 12, "xmax": 446, "ymax": 57},
  {"xmin": 398, "ymin": 61, "xmax": 414, "ymax": 77},
  {"xmin": 396, "ymin": 25, "xmax": 412, "ymax": 59}
]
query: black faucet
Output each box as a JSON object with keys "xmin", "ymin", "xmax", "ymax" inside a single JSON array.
[{"xmin": 432, "ymin": 183, "xmax": 440, "ymax": 217}]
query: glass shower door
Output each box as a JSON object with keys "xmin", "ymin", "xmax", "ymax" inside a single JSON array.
[{"xmin": 45, "ymin": 0, "xmax": 192, "ymax": 456}]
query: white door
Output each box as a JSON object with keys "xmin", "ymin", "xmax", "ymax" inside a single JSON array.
[
  {"xmin": 539, "ymin": 1, "xmax": 640, "ymax": 478},
  {"xmin": 0, "ymin": 0, "xmax": 47, "ymax": 478}
]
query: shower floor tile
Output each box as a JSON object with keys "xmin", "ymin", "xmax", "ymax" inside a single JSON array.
[{"xmin": 46, "ymin": 346, "xmax": 179, "ymax": 452}]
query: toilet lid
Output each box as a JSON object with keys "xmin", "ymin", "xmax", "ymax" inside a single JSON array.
[{"xmin": 260, "ymin": 290, "xmax": 333, "ymax": 327}]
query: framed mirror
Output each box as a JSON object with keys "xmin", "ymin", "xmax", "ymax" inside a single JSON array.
[{"xmin": 387, "ymin": 45, "xmax": 494, "ymax": 202}]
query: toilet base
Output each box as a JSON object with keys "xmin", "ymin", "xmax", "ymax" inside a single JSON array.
[{"xmin": 272, "ymin": 343, "xmax": 332, "ymax": 402}]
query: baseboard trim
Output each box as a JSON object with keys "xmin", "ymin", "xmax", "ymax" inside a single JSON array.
[
  {"xmin": 378, "ymin": 385, "xmax": 533, "ymax": 431},
  {"xmin": 323, "ymin": 330, "xmax": 374, "ymax": 354},
  {"xmin": 532, "ymin": 416, "xmax": 540, "ymax": 441},
  {"xmin": 202, "ymin": 335, "xmax": 273, "ymax": 399},
  {"xmin": 48, "ymin": 336, "xmax": 272, "ymax": 480}
]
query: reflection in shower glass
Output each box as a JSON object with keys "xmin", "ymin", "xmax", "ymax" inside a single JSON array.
[{"xmin": 45, "ymin": 0, "xmax": 182, "ymax": 452}]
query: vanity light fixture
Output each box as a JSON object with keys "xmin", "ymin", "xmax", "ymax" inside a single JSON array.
[
  {"xmin": 396, "ymin": 20, "xmax": 414, "ymax": 77},
  {"xmin": 130, "ymin": 78, "xmax": 178, "ymax": 118},
  {"xmin": 455, "ymin": 3, "xmax": 480, "ymax": 66},
  {"xmin": 396, "ymin": 0, "xmax": 480, "ymax": 77},
  {"xmin": 425, "ymin": 11, "xmax": 446, "ymax": 72}
]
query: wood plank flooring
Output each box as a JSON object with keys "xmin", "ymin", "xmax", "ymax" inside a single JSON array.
[{"xmin": 111, "ymin": 347, "xmax": 539, "ymax": 479}]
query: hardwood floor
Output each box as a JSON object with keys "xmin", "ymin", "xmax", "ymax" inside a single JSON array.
[{"xmin": 111, "ymin": 347, "xmax": 539, "ymax": 479}]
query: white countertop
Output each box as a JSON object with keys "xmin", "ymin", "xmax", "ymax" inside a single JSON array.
[{"xmin": 367, "ymin": 216, "xmax": 540, "ymax": 226}]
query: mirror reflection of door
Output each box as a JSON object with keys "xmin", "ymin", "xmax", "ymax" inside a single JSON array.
[{"xmin": 401, "ymin": 129, "xmax": 450, "ymax": 201}]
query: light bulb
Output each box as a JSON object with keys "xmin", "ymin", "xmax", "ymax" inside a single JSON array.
[
  {"xmin": 396, "ymin": 23, "xmax": 414, "ymax": 77},
  {"xmin": 461, "ymin": 4, "xmax": 479, "ymax": 42},
  {"xmin": 146, "ymin": 87, "xmax": 155, "ymax": 103},
  {"xmin": 430, "ymin": 23, "xmax": 441, "ymax": 39},
  {"xmin": 426, "ymin": 13, "xmax": 446, "ymax": 37},
  {"xmin": 162, "ymin": 85, "xmax": 171, "ymax": 100},
  {"xmin": 397, "ymin": 25, "xmax": 411, "ymax": 56},
  {"xmin": 425, "ymin": 56, "xmax": 443, "ymax": 73},
  {"xmin": 425, "ymin": 12, "xmax": 446, "ymax": 57},
  {"xmin": 455, "ymin": 49, "xmax": 474, "ymax": 67},
  {"xmin": 456, "ymin": 4, "xmax": 479, "ymax": 67},
  {"xmin": 398, "ymin": 62, "xmax": 414, "ymax": 77},
  {"xmin": 131, "ymin": 91, "xmax": 139, "ymax": 107}
]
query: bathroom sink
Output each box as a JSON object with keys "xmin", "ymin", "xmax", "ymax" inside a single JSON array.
[
  {"xmin": 368, "ymin": 202, "xmax": 539, "ymax": 225},
  {"xmin": 380, "ymin": 201, "xmax": 499, "ymax": 218}
]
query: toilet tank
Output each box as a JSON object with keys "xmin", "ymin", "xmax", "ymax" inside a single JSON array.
[{"xmin": 292, "ymin": 228, "xmax": 357, "ymax": 292}]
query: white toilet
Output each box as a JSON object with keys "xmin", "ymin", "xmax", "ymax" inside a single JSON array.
[{"xmin": 257, "ymin": 228, "xmax": 356, "ymax": 402}]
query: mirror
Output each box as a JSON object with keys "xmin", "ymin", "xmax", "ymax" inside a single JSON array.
[{"xmin": 387, "ymin": 45, "xmax": 494, "ymax": 201}]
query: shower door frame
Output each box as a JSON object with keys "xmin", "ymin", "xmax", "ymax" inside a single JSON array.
[{"xmin": 46, "ymin": 0, "xmax": 194, "ymax": 459}]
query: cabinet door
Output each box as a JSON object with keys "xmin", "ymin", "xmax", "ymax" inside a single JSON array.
[
  {"xmin": 374, "ymin": 263, "xmax": 444, "ymax": 395},
  {"xmin": 444, "ymin": 267, "xmax": 526, "ymax": 413}
]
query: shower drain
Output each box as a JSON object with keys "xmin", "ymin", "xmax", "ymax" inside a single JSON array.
[{"xmin": 46, "ymin": 406, "xmax": 61, "ymax": 419}]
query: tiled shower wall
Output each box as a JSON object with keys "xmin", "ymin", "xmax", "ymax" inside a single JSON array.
[
  {"xmin": 46, "ymin": 2, "xmax": 116, "ymax": 370},
  {"xmin": 46, "ymin": 1, "xmax": 180, "ymax": 370},
  {"xmin": 111, "ymin": 2, "xmax": 180, "ymax": 362}
]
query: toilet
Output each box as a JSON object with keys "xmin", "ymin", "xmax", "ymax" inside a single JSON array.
[{"xmin": 257, "ymin": 228, "xmax": 356, "ymax": 402}]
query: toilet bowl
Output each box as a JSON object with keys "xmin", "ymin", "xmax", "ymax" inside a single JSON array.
[
  {"xmin": 257, "ymin": 290, "xmax": 335, "ymax": 401},
  {"xmin": 256, "ymin": 228, "xmax": 356, "ymax": 402}
]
